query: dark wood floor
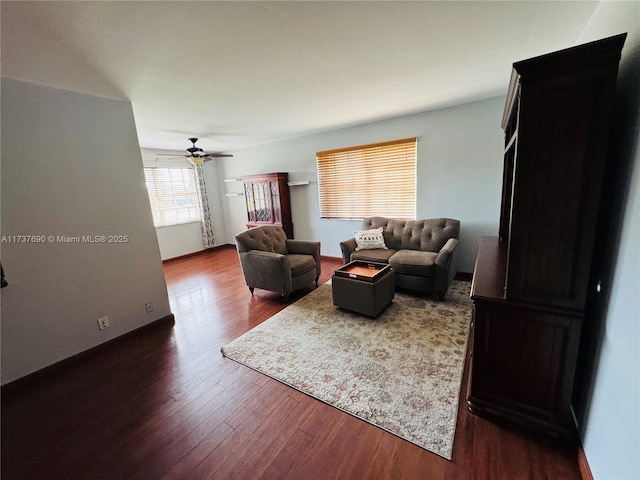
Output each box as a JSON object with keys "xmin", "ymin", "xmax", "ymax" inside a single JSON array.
[{"xmin": 1, "ymin": 246, "xmax": 582, "ymax": 479}]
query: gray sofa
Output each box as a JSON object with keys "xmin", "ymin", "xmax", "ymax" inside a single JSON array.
[
  {"xmin": 235, "ymin": 225, "xmax": 321, "ymax": 299},
  {"xmin": 340, "ymin": 217, "xmax": 460, "ymax": 299}
]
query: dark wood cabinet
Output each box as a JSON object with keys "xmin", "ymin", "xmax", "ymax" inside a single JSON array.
[
  {"xmin": 242, "ymin": 172, "xmax": 293, "ymax": 238},
  {"xmin": 468, "ymin": 34, "xmax": 626, "ymax": 438}
]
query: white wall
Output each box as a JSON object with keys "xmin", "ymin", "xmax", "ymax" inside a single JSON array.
[
  {"xmin": 154, "ymin": 222, "xmax": 204, "ymax": 260},
  {"xmin": 140, "ymin": 148, "xmax": 229, "ymax": 260},
  {"xmin": 0, "ymin": 79, "xmax": 172, "ymax": 384},
  {"xmin": 575, "ymin": 2, "xmax": 640, "ymax": 479},
  {"xmin": 220, "ymin": 96, "xmax": 506, "ymax": 273}
]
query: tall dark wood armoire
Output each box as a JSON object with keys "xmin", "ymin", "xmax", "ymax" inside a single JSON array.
[
  {"xmin": 467, "ymin": 34, "xmax": 626, "ymax": 438},
  {"xmin": 241, "ymin": 172, "xmax": 293, "ymax": 238}
]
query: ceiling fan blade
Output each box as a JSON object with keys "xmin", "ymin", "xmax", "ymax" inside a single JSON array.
[
  {"xmin": 155, "ymin": 156, "xmax": 187, "ymax": 161},
  {"xmin": 155, "ymin": 138, "xmax": 233, "ymax": 161}
]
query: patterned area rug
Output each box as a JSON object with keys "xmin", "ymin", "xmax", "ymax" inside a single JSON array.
[{"xmin": 221, "ymin": 280, "xmax": 472, "ymax": 459}]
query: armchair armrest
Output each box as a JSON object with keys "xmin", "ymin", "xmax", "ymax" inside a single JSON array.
[
  {"xmin": 286, "ymin": 239, "xmax": 320, "ymax": 258},
  {"xmin": 239, "ymin": 250, "xmax": 292, "ymax": 294},
  {"xmin": 339, "ymin": 238, "xmax": 358, "ymax": 264},
  {"xmin": 287, "ymin": 239, "xmax": 321, "ymax": 280}
]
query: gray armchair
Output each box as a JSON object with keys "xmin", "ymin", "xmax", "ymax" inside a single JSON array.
[{"xmin": 234, "ymin": 225, "xmax": 321, "ymax": 299}]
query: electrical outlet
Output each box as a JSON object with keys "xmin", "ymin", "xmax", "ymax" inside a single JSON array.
[
  {"xmin": 145, "ymin": 301, "xmax": 154, "ymax": 313},
  {"xmin": 97, "ymin": 316, "xmax": 110, "ymax": 330}
]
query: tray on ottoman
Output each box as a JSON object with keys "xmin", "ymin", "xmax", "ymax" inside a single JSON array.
[{"xmin": 332, "ymin": 261, "xmax": 395, "ymax": 317}]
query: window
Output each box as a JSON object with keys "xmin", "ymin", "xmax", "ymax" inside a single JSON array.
[
  {"xmin": 144, "ymin": 167, "xmax": 201, "ymax": 227},
  {"xmin": 316, "ymin": 137, "xmax": 417, "ymax": 219}
]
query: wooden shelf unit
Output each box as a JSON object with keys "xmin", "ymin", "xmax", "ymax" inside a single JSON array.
[
  {"xmin": 241, "ymin": 172, "xmax": 293, "ymax": 238},
  {"xmin": 467, "ymin": 34, "xmax": 626, "ymax": 438}
]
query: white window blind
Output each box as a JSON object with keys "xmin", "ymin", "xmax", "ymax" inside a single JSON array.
[
  {"xmin": 316, "ymin": 137, "xmax": 417, "ymax": 219},
  {"xmin": 144, "ymin": 167, "xmax": 201, "ymax": 227}
]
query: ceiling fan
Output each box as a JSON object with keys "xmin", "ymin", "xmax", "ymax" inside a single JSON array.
[{"xmin": 156, "ymin": 137, "xmax": 233, "ymax": 166}]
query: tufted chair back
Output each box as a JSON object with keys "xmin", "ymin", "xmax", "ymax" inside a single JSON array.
[
  {"xmin": 362, "ymin": 217, "xmax": 460, "ymax": 253},
  {"xmin": 234, "ymin": 224, "xmax": 288, "ymax": 255}
]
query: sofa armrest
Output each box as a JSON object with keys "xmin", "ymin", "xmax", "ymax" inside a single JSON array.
[
  {"xmin": 339, "ymin": 238, "xmax": 357, "ymax": 264},
  {"xmin": 436, "ymin": 238, "xmax": 458, "ymax": 267},
  {"xmin": 436, "ymin": 238, "xmax": 459, "ymax": 290},
  {"xmin": 286, "ymin": 239, "xmax": 321, "ymax": 279}
]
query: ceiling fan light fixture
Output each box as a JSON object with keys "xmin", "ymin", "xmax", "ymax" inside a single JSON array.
[{"xmin": 188, "ymin": 156, "xmax": 205, "ymax": 166}]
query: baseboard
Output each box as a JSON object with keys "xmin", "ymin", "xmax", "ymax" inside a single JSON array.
[
  {"xmin": 578, "ymin": 443, "xmax": 594, "ymax": 480},
  {"xmin": 1, "ymin": 313, "xmax": 175, "ymax": 396},
  {"xmin": 162, "ymin": 244, "xmax": 234, "ymax": 263},
  {"xmin": 455, "ymin": 272, "xmax": 473, "ymax": 281}
]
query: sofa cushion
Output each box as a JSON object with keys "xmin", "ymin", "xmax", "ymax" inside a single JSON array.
[
  {"xmin": 287, "ymin": 254, "xmax": 316, "ymax": 277},
  {"xmin": 354, "ymin": 227, "xmax": 387, "ymax": 251},
  {"xmin": 351, "ymin": 248, "xmax": 397, "ymax": 263},
  {"xmin": 389, "ymin": 250, "xmax": 438, "ymax": 277}
]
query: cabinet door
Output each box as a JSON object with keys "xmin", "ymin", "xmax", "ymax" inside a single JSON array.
[
  {"xmin": 469, "ymin": 301, "xmax": 582, "ymax": 436},
  {"xmin": 269, "ymin": 180, "xmax": 282, "ymax": 224},
  {"xmin": 242, "ymin": 172, "xmax": 294, "ymax": 238},
  {"xmin": 244, "ymin": 181, "xmax": 275, "ymax": 223},
  {"xmin": 254, "ymin": 181, "xmax": 274, "ymax": 223},
  {"xmin": 506, "ymin": 65, "xmax": 618, "ymax": 310}
]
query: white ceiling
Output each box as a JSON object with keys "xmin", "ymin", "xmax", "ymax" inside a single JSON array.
[{"xmin": 1, "ymin": 1, "xmax": 600, "ymax": 153}]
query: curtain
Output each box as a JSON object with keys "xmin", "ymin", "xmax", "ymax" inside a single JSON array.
[{"xmin": 194, "ymin": 164, "xmax": 215, "ymax": 248}]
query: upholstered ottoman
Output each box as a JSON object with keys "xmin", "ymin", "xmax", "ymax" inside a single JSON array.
[{"xmin": 332, "ymin": 261, "xmax": 395, "ymax": 317}]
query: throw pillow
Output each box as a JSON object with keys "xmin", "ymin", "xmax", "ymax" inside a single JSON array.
[{"xmin": 354, "ymin": 227, "xmax": 388, "ymax": 251}]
